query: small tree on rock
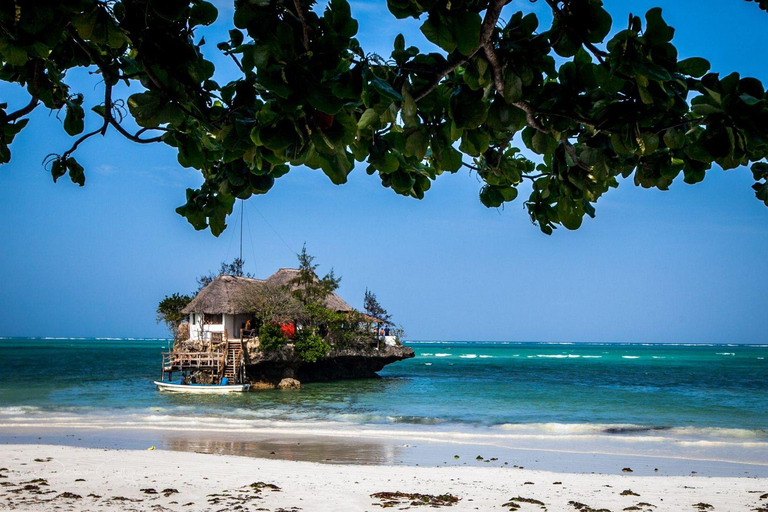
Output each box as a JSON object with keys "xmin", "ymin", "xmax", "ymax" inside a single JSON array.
[
  {"xmin": 157, "ymin": 293, "xmax": 192, "ymax": 341},
  {"xmin": 290, "ymin": 245, "xmax": 341, "ymax": 329},
  {"xmin": 364, "ymin": 288, "xmax": 392, "ymax": 324},
  {"xmin": 197, "ymin": 257, "xmax": 254, "ymax": 291}
]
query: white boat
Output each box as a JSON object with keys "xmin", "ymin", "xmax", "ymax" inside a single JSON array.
[{"xmin": 154, "ymin": 381, "xmax": 250, "ymax": 393}]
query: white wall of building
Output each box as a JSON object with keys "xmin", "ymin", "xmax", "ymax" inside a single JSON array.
[{"xmin": 188, "ymin": 312, "xmax": 226, "ymax": 341}]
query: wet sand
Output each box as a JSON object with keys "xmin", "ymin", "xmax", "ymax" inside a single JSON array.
[{"xmin": 1, "ymin": 444, "xmax": 767, "ymax": 511}]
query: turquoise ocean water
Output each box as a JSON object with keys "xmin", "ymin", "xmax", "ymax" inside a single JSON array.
[{"xmin": 1, "ymin": 338, "xmax": 766, "ymax": 436}]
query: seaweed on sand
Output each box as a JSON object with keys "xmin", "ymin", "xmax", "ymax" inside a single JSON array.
[
  {"xmin": 371, "ymin": 491, "xmax": 460, "ymax": 507},
  {"xmin": 569, "ymin": 501, "xmax": 611, "ymax": 512},
  {"xmin": 503, "ymin": 496, "xmax": 547, "ymax": 510}
]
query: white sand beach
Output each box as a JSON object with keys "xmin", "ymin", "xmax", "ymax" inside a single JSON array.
[{"xmin": 1, "ymin": 444, "xmax": 766, "ymax": 511}]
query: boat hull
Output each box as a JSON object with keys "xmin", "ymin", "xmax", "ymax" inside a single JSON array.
[{"xmin": 154, "ymin": 381, "xmax": 250, "ymax": 393}]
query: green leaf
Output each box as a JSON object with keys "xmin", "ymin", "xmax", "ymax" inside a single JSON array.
[
  {"xmin": 739, "ymin": 93, "xmax": 762, "ymax": 106},
  {"xmin": 751, "ymin": 162, "xmax": 768, "ymax": 180},
  {"xmin": 479, "ymin": 186, "xmax": 503, "ymax": 208},
  {"xmin": 634, "ymin": 62, "xmax": 672, "ymax": 82},
  {"xmin": 499, "ymin": 186, "xmax": 518, "ymax": 202},
  {"xmin": 71, "ymin": 10, "xmax": 97, "ymax": 39},
  {"xmin": 0, "ymin": 41, "xmax": 27, "ymax": 66},
  {"xmin": 420, "ymin": 14, "xmax": 456, "ymax": 54},
  {"xmin": 754, "ymin": 181, "xmax": 768, "ymax": 206},
  {"xmin": 440, "ymin": 147, "xmax": 463, "ymax": 173},
  {"xmin": 2, "ymin": 118, "xmax": 28, "ymax": 138},
  {"xmin": 459, "ymin": 130, "xmax": 490, "ymax": 155},
  {"xmin": 390, "ymin": 170, "xmax": 415, "ymax": 193},
  {"xmin": 189, "ymin": 2, "xmax": 219, "ymax": 25},
  {"xmin": 127, "ymin": 92, "xmax": 162, "ymax": 128},
  {"xmin": 66, "ymin": 158, "xmax": 85, "ymax": 186},
  {"xmin": 261, "ymin": 121, "xmax": 298, "ymax": 151},
  {"xmin": 229, "ymin": 29, "xmax": 244, "ymax": 46},
  {"xmin": 404, "ymin": 130, "xmax": 428, "ymax": 160},
  {"xmin": 369, "ymin": 148, "xmax": 399, "ymax": 173},
  {"xmin": 64, "ymin": 103, "xmax": 85, "ymax": 136},
  {"xmin": 531, "ymin": 131, "xmax": 558, "ymax": 155},
  {"xmin": 640, "ymin": 132, "xmax": 659, "ymax": 155},
  {"xmin": 306, "ymin": 87, "xmax": 345, "ymax": 114},
  {"xmin": 557, "ymin": 201, "xmax": 583, "ymax": 230},
  {"xmin": 663, "ymin": 128, "xmax": 686, "ymax": 149},
  {"xmin": 502, "ymin": 69, "xmax": 523, "ymax": 104},
  {"xmin": 394, "ymin": 33, "xmax": 405, "ymax": 51},
  {"xmin": 368, "ymin": 73, "xmax": 402, "ymax": 102},
  {"xmin": 401, "ymin": 88, "xmax": 418, "ymax": 127},
  {"xmin": 637, "ymin": 85, "xmax": 654, "ymax": 105},
  {"xmin": 319, "ymin": 152, "xmax": 353, "ymax": 185},
  {"xmin": 51, "ymin": 160, "xmax": 66, "ymax": 183},
  {"xmin": 453, "ymin": 11, "xmax": 481, "ymax": 56},
  {"xmin": 450, "ymin": 88, "xmax": 487, "ymax": 129},
  {"xmin": 357, "ymin": 108, "xmax": 380, "ymax": 130},
  {"xmin": 644, "ymin": 7, "xmax": 674, "ymax": 46},
  {"xmin": 677, "ymin": 57, "xmax": 710, "ymax": 78}
]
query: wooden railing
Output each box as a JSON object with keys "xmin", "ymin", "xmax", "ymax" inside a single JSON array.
[{"xmin": 162, "ymin": 351, "xmax": 224, "ymax": 371}]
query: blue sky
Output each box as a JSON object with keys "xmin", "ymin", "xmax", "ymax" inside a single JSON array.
[{"xmin": 0, "ymin": 0, "xmax": 766, "ymax": 343}]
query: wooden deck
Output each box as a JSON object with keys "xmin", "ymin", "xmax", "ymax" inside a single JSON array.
[
  {"xmin": 162, "ymin": 351, "xmax": 224, "ymax": 372},
  {"xmin": 161, "ymin": 339, "xmax": 247, "ymax": 384}
]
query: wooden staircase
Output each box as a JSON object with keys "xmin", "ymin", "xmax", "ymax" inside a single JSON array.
[{"xmin": 223, "ymin": 340, "xmax": 244, "ymax": 383}]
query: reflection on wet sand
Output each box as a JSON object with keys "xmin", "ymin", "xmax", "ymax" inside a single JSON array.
[
  {"xmin": 0, "ymin": 426, "xmax": 406, "ymax": 465},
  {"xmin": 161, "ymin": 434, "xmax": 405, "ymax": 465}
]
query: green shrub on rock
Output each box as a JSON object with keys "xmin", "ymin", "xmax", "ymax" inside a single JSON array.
[
  {"xmin": 294, "ymin": 330, "xmax": 330, "ymax": 363},
  {"xmin": 259, "ymin": 323, "xmax": 287, "ymax": 353}
]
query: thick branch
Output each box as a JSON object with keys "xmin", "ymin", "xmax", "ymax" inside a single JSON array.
[
  {"xmin": 293, "ymin": 0, "xmax": 311, "ymax": 52},
  {"xmin": 562, "ymin": 139, "xmax": 591, "ymax": 171},
  {"xmin": 514, "ymin": 100, "xmax": 547, "ymax": 132},
  {"xmin": 413, "ymin": 0, "xmax": 510, "ymax": 102},
  {"xmin": 412, "ymin": 53, "xmax": 479, "ymax": 102},
  {"xmin": 108, "ymin": 118, "xmax": 165, "ymax": 143},
  {"xmin": 62, "ymin": 127, "xmax": 104, "ymax": 160},
  {"xmin": 6, "ymin": 96, "xmax": 39, "ymax": 122},
  {"xmin": 5, "ymin": 61, "xmax": 43, "ymax": 122},
  {"xmin": 480, "ymin": 0, "xmax": 509, "ymax": 93}
]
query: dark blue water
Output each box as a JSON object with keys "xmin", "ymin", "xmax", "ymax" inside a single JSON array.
[{"xmin": 0, "ymin": 338, "xmax": 766, "ymax": 435}]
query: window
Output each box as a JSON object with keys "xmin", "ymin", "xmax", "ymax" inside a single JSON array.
[{"xmin": 204, "ymin": 313, "xmax": 223, "ymax": 325}]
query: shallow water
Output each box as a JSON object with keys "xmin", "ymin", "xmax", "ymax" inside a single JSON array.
[{"xmin": 1, "ymin": 338, "xmax": 767, "ymax": 466}]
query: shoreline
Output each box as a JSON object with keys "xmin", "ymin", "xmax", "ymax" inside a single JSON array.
[
  {"xmin": 1, "ymin": 444, "xmax": 767, "ymax": 511},
  {"xmin": 2, "ymin": 422, "xmax": 767, "ymax": 478}
]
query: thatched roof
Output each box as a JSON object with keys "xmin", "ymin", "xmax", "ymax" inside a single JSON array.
[
  {"xmin": 183, "ymin": 268, "xmax": 355, "ymax": 315},
  {"xmin": 182, "ymin": 275, "xmax": 264, "ymax": 315},
  {"xmin": 265, "ymin": 268, "xmax": 354, "ymax": 313}
]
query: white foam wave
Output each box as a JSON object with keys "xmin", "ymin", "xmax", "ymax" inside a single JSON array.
[
  {"xmin": 716, "ymin": 352, "xmax": 735, "ymax": 356},
  {"xmin": 622, "ymin": 356, "xmax": 640, "ymax": 359},
  {"xmin": 435, "ymin": 353, "xmax": 451, "ymax": 357},
  {"xmin": 460, "ymin": 354, "xmax": 477, "ymax": 359}
]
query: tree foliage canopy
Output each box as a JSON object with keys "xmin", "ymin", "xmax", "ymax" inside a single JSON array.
[
  {"xmin": 156, "ymin": 292, "xmax": 192, "ymax": 339},
  {"xmin": 197, "ymin": 257, "xmax": 253, "ymax": 290},
  {"xmin": 364, "ymin": 288, "xmax": 391, "ymax": 324},
  {"xmin": 3, "ymin": 0, "xmax": 768, "ymax": 234},
  {"xmin": 291, "ymin": 245, "xmax": 340, "ymax": 306}
]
